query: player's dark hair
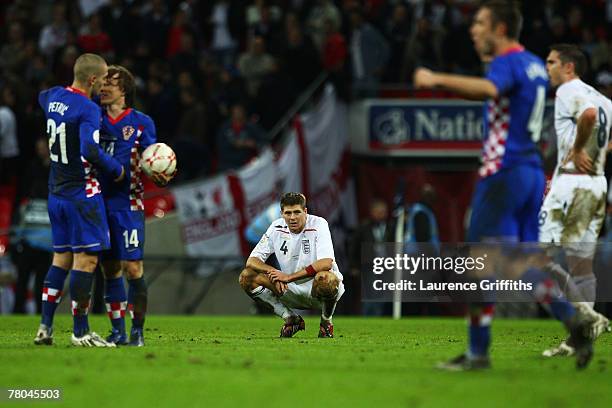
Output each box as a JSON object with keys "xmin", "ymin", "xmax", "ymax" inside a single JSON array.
[
  {"xmin": 550, "ymin": 44, "xmax": 587, "ymax": 77},
  {"xmin": 107, "ymin": 65, "xmax": 135, "ymax": 108},
  {"xmin": 481, "ymin": 0, "xmax": 522, "ymax": 40},
  {"xmin": 280, "ymin": 192, "xmax": 306, "ymax": 210}
]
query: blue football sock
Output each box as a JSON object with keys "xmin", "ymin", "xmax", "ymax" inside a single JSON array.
[
  {"xmin": 104, "ymin": 276, "xmax": 127, "ymax": 334},
  {"xmin": 522, "ymin": 268, "xmax": 575, "ymax": 322},
  {"xmin": 128, "ymin": 277, "xmax": 147, "ymax": 329},
  {"xmin": 70, "ymin": 270, "xmax": 94, "ymax": 337},
  {"xmin": 41, "ymin": 265, "xmax": 69, "ymax": 327},
  {"xmin": 468, "ymin": 303, "xmax": 494, "ymax": 357}
]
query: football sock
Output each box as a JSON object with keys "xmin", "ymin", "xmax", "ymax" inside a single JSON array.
[
  {"xmin": 128, "ymin": 277, "xmax": 147, "ymax": 329},
  {"xmin": 574, "ymin": 275, "xmax": 596, "ymax": 308},
  {"xmin": 250, "ymin": 286, "xmax": 294, "ymax": 320},
  {"xmin": 546, "ymin": 262, "xmax": 584, "ymax": 302},
  {"xmin": 321, "ymin": 300, "xmax": 336, "ymax": 322},
  {"xmin": 70, "ymin": 270, "xmax": 94, "ymax": 337},
  {"xmin": 522, "ymin": 268, "xmax": 575, "ymax": 322},
  {"xmin": 41, "ymin": 265, "xmax": 69, "ymax": 327},
  {"xmin": 468, "ymin": 303, "xmax": 494, "ymax": 358},
  {"xmin": 104, "ymin": 276, "xmax": 127, "ymax": 334}
]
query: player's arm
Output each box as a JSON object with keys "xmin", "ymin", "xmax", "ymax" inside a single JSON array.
[
  {"xmin": 245, "ymin": 256, "xmax": 280, "ymax": 274},
  {"xmin": 571, "ymin": 107, "xmax": 597, "ymax": 173},
  {"xmin": 268, "ymin": 258, "xmax": 334, "ymax": 283},
  {"xmin": 80, "ymin": 107, "xmax": 124, "ymax": 181},
  {"xmin": 413, "ymin": 68, "xmax": 498, "ymax": 100},
  {"xmin": 246, "ymin": 226, "xmax": 279, "ymax": 274}
]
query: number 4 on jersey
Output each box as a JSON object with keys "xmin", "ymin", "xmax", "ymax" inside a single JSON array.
[
  {"xmin": 280, "ymin": 240, "xmax": 288, "ymax": 255},
  {"xmin": 528, "ymin": 85, "xmax": 546, "ymax": 142}
]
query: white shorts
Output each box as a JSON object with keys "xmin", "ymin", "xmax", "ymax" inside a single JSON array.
[
  {"xmin": 539, "ymin": 174, "xmax": 607, "ymax": 256},
  {"xmin": 280, "ymin": 278, "xmax": 345, "ymax": 310}
]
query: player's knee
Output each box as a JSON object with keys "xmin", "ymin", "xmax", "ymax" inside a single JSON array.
[
  {"xmin": 313, "ymin": 271, "xmax": 339, "ymax": 299},
  {"xmin": 73, "ymin": 252, "xmax": 98, "ymax": 272},
  {"xmin": 52, "ymin": 252, "xmax": 72, "ymax": 270},
  {"xmin": 239, "ymin": 268, "xmax": 257, "ymax": 291},
  {"xmin": 101, "ymin": 260, "xmax": 121, "ymax": 279},
  {"xmin": 124, "ymin": 261, "xmax": 143, "ymax": 280}
]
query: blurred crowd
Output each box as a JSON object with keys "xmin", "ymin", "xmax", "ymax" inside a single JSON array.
[{"xmin": 1, "ymin": 0, "xmax": 611, "ymax": 185}]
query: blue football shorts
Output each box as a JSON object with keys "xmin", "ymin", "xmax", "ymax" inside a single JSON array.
[
  {"xmin": 467, "ymin": 164, "xmax": 545, "ymax": 243},
  {"xmin": 102, "ymin": 209, "xmax": 145, "ymax": 261},
  {"xmin": 48, "ymin": 193, "xmax": 110, "ymax": 253}
]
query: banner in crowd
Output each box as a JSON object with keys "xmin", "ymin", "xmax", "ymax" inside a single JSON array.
[{"xmin": 173, "ymin": 85, "xmax": 357, "ymax": 258}]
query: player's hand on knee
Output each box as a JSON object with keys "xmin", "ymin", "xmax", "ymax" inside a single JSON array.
[
  {"xmin": 274, "ymin": 280, "xmax": 287, "ymax": 295},
  {"xmin": 267, "ymin": 269, "xmax": 290, "ymax": 283}
]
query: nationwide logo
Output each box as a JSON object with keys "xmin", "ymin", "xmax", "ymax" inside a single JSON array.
[
  {"xmin": 122, "ymin": 125, "xmax": 135, "ymax": 140},
  {"xmin": 373, "ymin": 108, "xmax": 409, "ymax": 145}
]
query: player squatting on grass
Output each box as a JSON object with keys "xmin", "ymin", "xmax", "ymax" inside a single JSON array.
[{"xmin": 239, "ymin": 193, "xmax": 344, "ymax": 338}]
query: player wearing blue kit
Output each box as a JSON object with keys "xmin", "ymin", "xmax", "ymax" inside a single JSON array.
[
  {"xmin": 34, "ymin": 53, "xmax": 125, "ymax": 347},
  {"xmin": 414, "ymin": 1, "xmax": 595, "ymax": 369},
  {"xmin": 98, "ymin": 65, "xmax": 169, "ymax": 346}
]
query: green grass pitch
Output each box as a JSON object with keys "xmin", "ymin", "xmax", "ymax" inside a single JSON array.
[{"xmin": 1, "ymin": 315, "xmax": 611, "ymax": 407}]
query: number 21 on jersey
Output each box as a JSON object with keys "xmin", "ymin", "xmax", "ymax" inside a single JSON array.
[{"xmin": 47, "ymin": 118, "xmax": 67, "ymax": 164}]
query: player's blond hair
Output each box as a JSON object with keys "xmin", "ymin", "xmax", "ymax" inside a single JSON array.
[{"xmin": 73, "ymin": 53, "xmax": 106, "ymax": 84}]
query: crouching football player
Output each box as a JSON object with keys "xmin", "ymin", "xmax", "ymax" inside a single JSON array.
[{"xmin": 239, "ymin": 193, "xmax": 345, "ymax": 337}]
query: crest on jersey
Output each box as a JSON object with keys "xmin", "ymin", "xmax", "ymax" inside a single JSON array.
[
  {"xmin": 122, "ymin": 125, "xmax": 135, "ymax": 140},
  {"xmin": 302, "ymin": 239, "xmax": 310, "ymax": 254}
]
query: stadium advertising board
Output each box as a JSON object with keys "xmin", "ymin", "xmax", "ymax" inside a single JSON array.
[{"xmin": 349, "ymin": 99, "xmax": 554, "ymax": 156}]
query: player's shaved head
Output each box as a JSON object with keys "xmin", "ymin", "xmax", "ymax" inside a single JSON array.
[
  {"xmin": 74, "ymin": 53, "xmax": 107, "ymax": 83},
  {"xmin": 550, "ymin": 44, "xmax": 587, "ymax": 78}
]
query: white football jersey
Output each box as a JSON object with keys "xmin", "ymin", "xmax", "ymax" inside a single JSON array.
[
  {"xmin": 555, "ymin": 78, "xmax": 612, "ymax": 176},
  {"xmin": 250, "ymin": 214, "xmax": 342, "ymax": 281}
]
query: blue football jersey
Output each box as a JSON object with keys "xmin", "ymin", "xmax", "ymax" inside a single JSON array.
[
  {"xmin": 480, "ymin": 47, "xmax": 548, "ymax": 178},
  {"xmin": 99, "ymin": 108, "xmax": 157, "ymax": 211},
  {"xmin": 39, "ymin": 86, "xmax": 123, "ymax": 199}
]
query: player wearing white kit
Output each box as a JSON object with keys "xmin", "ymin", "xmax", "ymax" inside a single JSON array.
[
  {"xmin": 239, "ymin": 193, "xmax": 345, "ymax": 338},
  {"xmin": 540, "ymin": 44, "xmax": 612, "ymax": 356}
]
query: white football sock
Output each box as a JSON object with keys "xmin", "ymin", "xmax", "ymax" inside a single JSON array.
[
  {"xmin": 321, "ymin": 300, "xmax": 337, "ymax": 322},
  {"xmin": 574, "ymin": 275, "xmax": 596, "ymax": 308},
  {"xmin": 546, "ymin": 262, "xmax": 584, "ymax": 302},
  {"xmin": 250, "ymin": 286, "xmax": 294, "ymax": 320}
]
